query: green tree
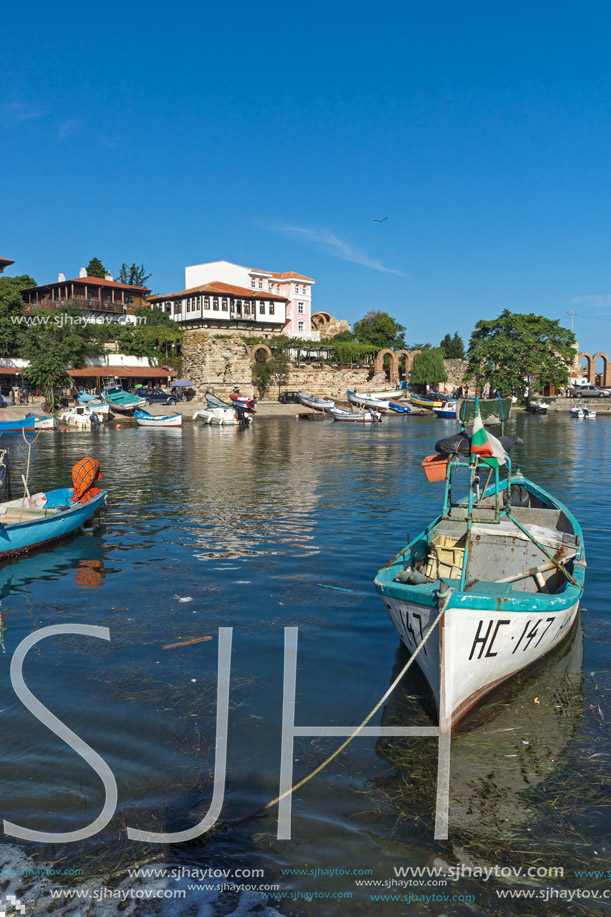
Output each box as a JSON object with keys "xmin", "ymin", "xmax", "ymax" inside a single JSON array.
[
  {"xmin": 353, "ymin": 310, "xmax": 406, "ymax": 350},
  {"xmin": 252, "ymin": 349, "xmax": 290, "ymax": 398},
  {"xmin": 465, "ymin": 310, "xmax": 576, "ymax": 401},
  {"xmin": 118, "ymin": 263, "xmax": 151, "ymax": 287},
  {"xmin": 440, "ymin": 331, "xmax": 465, "ymax": 359},
  {"xmin": 327, "ymin": 329, "xmax": 355, "ymax": 343},
  {"xmin": 86, "ymin": 257, "xmax": 107, "ymax": 278},
  {"xmin": 410, "ymin": 346, "xmax": 448, "ymax": 388},
  {"xmin": 19, "ymin": 305, "xmax": 100, "ymax": 405},
  {"xmin": 0, "ymin": 274, "xmax": 35, "ymax": 355}
]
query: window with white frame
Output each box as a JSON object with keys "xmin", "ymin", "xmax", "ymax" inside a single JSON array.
[
  {"xmin": 204, "ymin": 296, "xmax": 210, "ymax": 309},
  {"xmin": 260, "ymin": 301, "xmax": 265, "ymax": 315},
  {"xmin": 298, "ymin": 302, "xmax": 304, "ymax": 314},
  {"xmin": 298, "ymin": 321, "xmax": 304, "ymax": 331},
  {"xmin": 258, "ymin": 279, "xmax": 263, "ymax": 289},
  {"xmin": 302, "ymin": 285, "xmax": 306, "ymax": 294},
  {"xmin": 251, "ymin": 278, "xmax": 256, "ymax": 288},
  {"xmin": 244, "ymin": 302, "xmax": 250, "ymax": 315},
  {"xmin": 213, "ymin": 297, "xmax": 219, "ymax": 311},
  {"xmin": 269, "ymin": 302, "xmax": 275, "ymax": 315},
  {"xmin": 221, "ymin": 298, "xmax": 228, "ymax": 311}
]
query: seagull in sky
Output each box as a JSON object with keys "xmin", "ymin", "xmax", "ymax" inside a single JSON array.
[{"xmin": 373, "ymin": 217, "xmax": 388, "ymax": 223}]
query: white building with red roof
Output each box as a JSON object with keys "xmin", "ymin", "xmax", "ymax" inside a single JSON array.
[{"xmin": 183, "ymin": 260, "xmax": 317, "ymax": 339}]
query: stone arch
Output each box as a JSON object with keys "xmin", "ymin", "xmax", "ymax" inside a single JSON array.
[
  {"xmin": 245, "ymin": 343, "xmax": 272, "ymax": 360},
  {"xmin": 592, "ymin": 352, "xmax": 610, "ymax": 387},
  {"xmin": 579, "ymin": 352, "xmax": 593, "ymax": 383},
  {"xmin": 251, "ymin": 343, "xmax": 272, "ymax": 361},
  {"xmin": 311, "ymin": 311, "xmax": 332, "ymax": 332},
  {"xmin": 373, "ymin": 348, "xmax": 398, "ymax": 383},
  {"xmin": 395, "ymin": 349, "xmax": 419, "ymax": 379}
]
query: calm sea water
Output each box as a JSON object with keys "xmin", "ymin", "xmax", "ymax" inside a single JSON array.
[{"xmin": 0, "ymin": 413, "xmax": 608, "ymax": 914}]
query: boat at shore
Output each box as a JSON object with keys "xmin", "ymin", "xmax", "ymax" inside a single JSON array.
[
  {"xmin": 433, "ymin": 400, "xmax": 458, "ymax": 418},
  {"xmin": 101, "ymin": 386, "xmax": 146, "ymax": 414},
  {"xmin": 571, "ymin": 405, "xmax": 596, "ymax": 418},
  {"xmin": 134, "ymin": 409, "xmax": 183, "ymax": 428},
  {"xmin": 229, "ymin": 393, "xmax": 257, "ymax": 412},
  {"xmin": 298, "ymin": 391, "xmax": 335, "ymax": 411},
  {"xmin": 330, "ymin": 407, "xmax": 382, "ymax": 423},
  {"xmin": 58, "ymin": 405, "xmax": 104, "ymax": 428},
  {"xmin": 0, "ymin": 414, "xmax": 56, "ymax": 432},
  {"xmin": 409, "ymin": 393, "xmax": 446, "ymax": 410},
  {"xmin": 193, "ymin": 406, "xmax": 252, "ymax": 426},
  {"xmin": 77, "ymin": 393, "xmax": 111, "ymax": 417},
  {"xmin": 347, "ymin": 390, "xmax": 392, "ymax": 412},
  {"xmin": 525, "ymin": 400, "xmax": 549, "ymax": 415},
  {"xmin": 374, "ymin": 401, "xmax": 585, "ymax": 731}
]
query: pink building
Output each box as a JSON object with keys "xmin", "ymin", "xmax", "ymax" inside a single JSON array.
[{"xmin": 184, "ymin": 261, "xmax": 318, "ymax": 339}]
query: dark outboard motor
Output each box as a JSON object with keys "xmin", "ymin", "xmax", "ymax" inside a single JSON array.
[{"xmin": 90, "ymin": 411, "xmax": 101, "ymax": 429}]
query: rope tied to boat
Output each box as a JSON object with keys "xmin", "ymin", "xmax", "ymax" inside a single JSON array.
[{"xmin": 229, "ymin": 590, "xmax": 452, "ymax": 829}]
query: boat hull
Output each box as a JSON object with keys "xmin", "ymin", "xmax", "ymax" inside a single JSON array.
[
  {"xmin": 134, "ymin": 410, "xmax": 182, "ymax": 427},
  {"xmin": 0, "ymin": 415, "xmax": 56, "ymax": 432},
  {"xmin": 381, "ymin": 595, "xmax": 579, "ymax": 731},
  {"xmin": 298, "ymin": 391, "xmax": 334, "ymax": 411},
  {"xmin": 330, "ymin": 408, "xmax": 381, "ymax": 423},
  {"xmin": 193, "ymin": 408, "xmax": 249, "ymax": 426},
  {"xmin": 0, "ymin": 488, "xmax": 106, "ymax": 559},
  {"xmin": 347, "ymin": 391, "xmax": 391, "ymax": 412}
]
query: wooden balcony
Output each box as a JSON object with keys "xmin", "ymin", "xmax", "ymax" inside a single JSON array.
[{"xmin": 25, "ymin": 297, "xmax": 128, "ymax": 315}]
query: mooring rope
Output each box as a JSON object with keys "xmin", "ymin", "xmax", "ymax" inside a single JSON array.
[{"xmin": 229, "ymin": 592, "xmax": 451, "ymax": 828}]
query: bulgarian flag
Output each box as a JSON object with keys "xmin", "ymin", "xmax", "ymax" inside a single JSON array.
[{"xmin": 470, "ymin": 396, "xmax": 506, "ymax": 467}]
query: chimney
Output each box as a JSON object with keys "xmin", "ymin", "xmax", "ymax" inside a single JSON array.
[
  {"xmin": 79, "ymin": 267, "xmax": 87, "ymax": 278},
  {"xmin": 58, "ymin": 272, "xmax": 65, "ymax": 282},
  {"xmin": 104, "ymin": 273, "xmax": 114, "ymax": 281}
]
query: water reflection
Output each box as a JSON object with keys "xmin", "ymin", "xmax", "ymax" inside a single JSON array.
[{"xmin": 376, "ymin": 619, "xmax": 584, "ymax": 835}]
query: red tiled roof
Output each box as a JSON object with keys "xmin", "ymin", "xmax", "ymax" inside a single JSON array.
[
  {"xmin": 0, "ymin": 257, "xmax": 14, "ymax": 267},
  {"xmin": 268, "ymin": 271, "xmax": 314, "ymax": 281},
  {"xmin": 148, "ymin": 280, "xmax": 288, "ymax": 302},
  {"xmin": 21, "ymin": 276, "xmax": 151, "ymax": 293},
  {"xmin": 0, "ymin": 366, "xmax": 20, "ymax": 374},
  {"xmin": 68, "ymin": 366, "xmax": 175, "ymax": 378}
]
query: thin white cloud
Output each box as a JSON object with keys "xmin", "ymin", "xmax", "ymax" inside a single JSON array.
[
  {"xmin": 58, "ymin": 119, "xmax": 79, "ymax": 139},
  {"xmin": 2, "ymin": 101, "xmax": 46, "ymax": 123},
  {"xmin": 570, "ymin": 294, "xmax": 611, "ymax": 309},
  {"xmin": 266, "ymin": 223, "xmax": 405, "ymax": 276}
]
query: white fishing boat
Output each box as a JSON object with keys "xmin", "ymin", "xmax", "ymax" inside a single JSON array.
[
  {"xmin": 365, "ymin": 388, "xmax": 407, "ymax": 400},
  {"xmin": 347, "ymin": 390, "xmax": 392, "ymax": 412},
  {"xmin": 297, "ymin": 391, "xmax": 335, "ymax": 411},
  {"xmin": 570, "ymin": 404, "xmax": 596, "ymax": 418},
  {"xmin": 58, "ymin": 405, "xmax": 104, "ymax": 428},
  {"xmin": 374, "ymin": 401, "xmax": 585, "ymax": 732},
  {"xmin": 433, "ymin": 400, "xmax": 458, "ymax": 419},
  {"xmin": 193, "ymin": 407, "xmax": 252, "ymax": 426},
  {"xmin": 329, "ymin": 407, "xmax": 382, "ymax": 423},
  {"xmin": 133, "ymin": 409, "xmax": 182, "ymax": 428}
]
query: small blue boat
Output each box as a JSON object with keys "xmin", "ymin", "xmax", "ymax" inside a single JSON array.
[
  {"xmin": 0, "ymin": 488, "xmax": 106, "ymax": 559},
  {"xmin": 389, "ymin": 401, "xmax": 412, "ymax": 414},
  {"xmin": 0, "ymin": 414, "xmax": 56, "ymax": 432},
  {"xmin": 134, "ymin": 409, "xmax": 182, "ymax": 428}
]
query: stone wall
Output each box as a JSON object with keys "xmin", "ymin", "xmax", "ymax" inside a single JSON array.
[
  {"xmin": 284, "ymin": 366, "xmax": 386, "ymax": 398},
  {"xmin": 182, "ymin": 331, "xmax": 389, "ymax": 399},
  {"xmin": 182, "ymin": 332, "xmax": 256, "ymax": 398},
  {"xmin": 444, "ymin": 359, "xmax": 468, "ymax": 389}
]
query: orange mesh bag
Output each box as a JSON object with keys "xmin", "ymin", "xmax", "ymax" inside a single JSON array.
[{"xmin": 72, "ymin": 457, "xmax": 102, "ymax": 503}]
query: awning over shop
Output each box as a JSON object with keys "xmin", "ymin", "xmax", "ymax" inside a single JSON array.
[{"xmin": 68, "ymin": 366, "xmax": 175, "ymax": 379}]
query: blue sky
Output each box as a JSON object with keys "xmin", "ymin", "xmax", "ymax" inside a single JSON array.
[{"xmin": 2, "ymin": 0, "xmax": 611, "ymax": 353}]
